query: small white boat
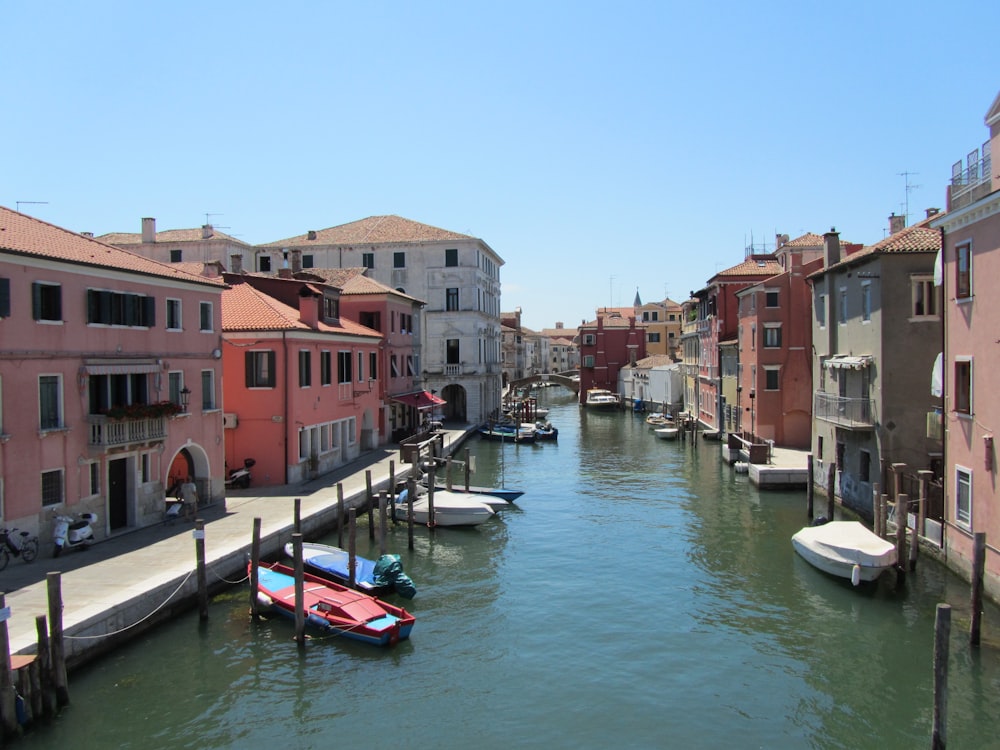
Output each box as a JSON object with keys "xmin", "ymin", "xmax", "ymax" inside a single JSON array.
[
  {"xmin": 654, "ymin": 427, "xmax": 679, "ymax": 440},
  {"xmin": 393, "ymin": 489, "xmax": 495, "ymax": 526},
  {"xmin": 792, "ymin": 520, "xmax": 897, "ymax": 585},
  {"xmin": 584, "ymin": 389, "xmax": 621, "ymax": 410}
]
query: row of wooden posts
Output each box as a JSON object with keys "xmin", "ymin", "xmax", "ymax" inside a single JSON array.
[
  {"xmin": 0, "ymin": 442, "xmax": 455, "ymax": 740},
  {"xmin": 805, "ymin": 454, "xmax": 987, "ymax": 750}
]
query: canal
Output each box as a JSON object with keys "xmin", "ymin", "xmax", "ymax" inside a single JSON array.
[{"xmin": 19, "ymin": 391, "xmax": 1000, "ymax": 748}]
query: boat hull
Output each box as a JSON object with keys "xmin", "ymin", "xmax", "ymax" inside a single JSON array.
[
  {"xmin": 393, "ymin": 493, "xmax": 495, "ymax": 526},
  {"xmin": 654, "ymin": 427, "xmax": 679, "ymax": 440},
  {"xmin": 792, "ymin": 521, "xmax": 897, "ymax": 585}
]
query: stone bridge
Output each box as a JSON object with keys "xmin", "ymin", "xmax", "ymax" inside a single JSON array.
[{"xmin": 505, "ymin": 372, "xmax": 579, "ymax": 394}]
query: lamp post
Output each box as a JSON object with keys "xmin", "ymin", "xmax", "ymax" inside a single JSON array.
[
  {"xmin": 180, "ymin": 386, "xmax": 191, "ymax": 413},
  {"xmin": 749, "ymin": 390, "xmax": 756, "ymax": 443}
]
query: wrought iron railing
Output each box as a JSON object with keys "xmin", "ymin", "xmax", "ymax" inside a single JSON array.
[{"xmin": 813, "ymin": 392, "xmax": 874, "ymax": 428}]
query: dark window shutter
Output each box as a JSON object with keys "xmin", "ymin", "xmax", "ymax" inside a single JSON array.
[
  {"xmin": 267, "ymin": 352, "xmax": 276, "ymax": 386},
  {"xmin": 31, "ymin": 282, "xmax": 42, "ymax": 320},
  {"xmin": 0, "ymin": 278, "xmax": 8, "ymax": 317},
  {"xmin": 144, "ymin": 295, "xmax": 155, "ymax": 327},
  {"xmin": 245, "ymin": 352, "xmax": 254, "ymax": 388}
]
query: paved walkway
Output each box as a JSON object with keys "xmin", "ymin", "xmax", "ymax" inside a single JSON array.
[{"xmin": 1, "ymin": 428, "xmax": 475, "ymax": 664}]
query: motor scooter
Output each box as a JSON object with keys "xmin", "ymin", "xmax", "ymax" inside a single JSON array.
[
  {"xmin": 52, "ymin": 512, "xmax": 97, "ymax": 557},
  {"xmin": 225, "ymin": 458, "xmax": 255, "ymax": 489}
]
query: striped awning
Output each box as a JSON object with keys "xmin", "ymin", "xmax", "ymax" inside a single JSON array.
[
  {"xmin": 824, "ymin": 355, "xmax": 873, "ymax": 370},
  {"xmin": 84, "ymin": 363, "xmax": 161, "ymax": 375}
]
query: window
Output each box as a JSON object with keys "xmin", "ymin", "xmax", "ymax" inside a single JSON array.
[
  {"xmin": 763, "ymin": 325, "xmax": 781, "ymax": 348},
  {"xmin": 168, "ymin": 371, "xmax": 183, "ymax": 407},
  {"xmin": 765, "ymin": 367, "xmax": 779, "ymax": 390},
  {"xmin": 85, "ymin": 461, "xmax": 100, "ymax": 496},
  {"xmin": 323, "ymin": 296, "xmax": 339, "ymax": 320},
  {"xmin": 817, "ymin": 436, "xmax": 824, "ymax": 461},
  {"xmin": 302, "ymin": 254, "xmax": 314, "ymax": 269},
  {"xmin": 87, "ymin": 290, "xmax": 155, "ymax": 327},
  {"xmin": 446, "ymin": 339, "xmax": 460, "ymax": 365},
  {"xmin": 358, "ymin": 311, "xmax": 381, "ymax": 332},
  {"xmin": 446, "ymin": 288, "xmax": 459, "ymax": 311},
  {"xmin": 582, "ymin": 334, "xmax": 596, "ymax": 346},
  {"xmin": 0, "ymin": 277, "xmax": 9, "ymax": 317},
  {"xmin": 166, "ymin": 299, "xmax": 182, "ymax": 330},
  {"xmin": 39, "ymin": 375, "xmax": 62, "ymax": 430},
  {"xmin": 41, "ymin": 469, "xmax": 63, "ymax": 507},
  {"xmin": 956, "ymin": 242, "xmax": 971, "ymax": 299},
  {"xmin": 956, "ymin": 467, "xmax": 972, "ymax": 528},
  {"xmin": 406, "ymin": 356, "xmax": 414, "ymax": 376},
  {"xmin": 201, "ymin": 370, "xmax": 215, "ymax": 410},
  {"xmin": 648, "ymin": 332, "xmax": 661, "ymax": 343},
  {"xmin": 765, "ymin": 290, "xmax": 779, "ymax": 308},
  {"xmin": 357, "ymin": 351, "xmax": 364, "ymax": 382},
  {"xmin": 911, "ymin": 276, "xmax": 937, "ymax": 318},
  {"xmin": 582, "ymin": 355, "xmax": 595, "ymax": 368},
  {"xmin": 860, "ymin": 450, "xmax": 871, "ymax": 482},
  {"xmin": 369, "ymin": 352, "xmax": 377, "ymax": 381},
  {"xmin": 817, "ymin": 294, "xmax": 826, "ymax": 328},
  {"xmin": 299, "ymin": 350, "xmax": 312, "ymax": 388},
  {"xmin": 954, "ymin": 358, "xmax": 972, "ymax": 415},
  {"xmin": 200, "ymin": 302, "xmax": 213, "ymax": 332},
  {"xmin": 259, "ymin": 255, "xmax": 272, "ymax": 272},
  {"xmin": 337, "ymin": 351, "xmax": 352, "ymax": 384},
  {"xmin": 169, "ymin": 249, "xmax": 182, "ymax": 263},
  {"xmin": 446, "ymin": 248, "xmax": 458, "ymax": 266},
  {"xmin": 861, "ymin": 282, "xmax": 871, "ymax": 322},
  {"xmin": 320, "ymin": 351, "xmax": 332, "ymax": 386},
  {"xmin": 32, "ymin": 282, "xmax": 62, "ymax": 322},
  {"xmin": 362, "ymin": 253, "xmax": 374, "ymax": 269},
  {"xmin": 751, "ymin": 324, "xmax": 756, "ymax": 350},
  {"xmin": 246, "ymin": 351, "xmax": 276, "ymax": 388},
  {"xmin": 390, "ymin": 355, "xmax": 399, "ymax": 378},
  {"xmin": 393, "ymin": 252, "xmax": 405, "ymax": 269},
  {"xmin": 838, "ymin": 288, "xmax": 848, "ymax": 324},
  {"xmin": 141, "ymin": 452, "xmax": 151, "ymax": 483}
]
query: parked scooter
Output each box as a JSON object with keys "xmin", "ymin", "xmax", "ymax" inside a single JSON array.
[
  {"xmin": 52, "ymin": 512, "xmax": 97, "ymax": 557},
  {"xmin": 225, "ymin": 458, "xmax": 255, "ymax": 489}
]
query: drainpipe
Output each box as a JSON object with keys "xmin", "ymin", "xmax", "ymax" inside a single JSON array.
[{"xmin": 283, "ymin": 331, "xmax": 290, "ymax": 485}]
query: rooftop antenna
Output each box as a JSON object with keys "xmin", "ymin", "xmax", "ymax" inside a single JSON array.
[
  {"xmin": 16, "ymin": 201, "xmax": 48, "ymax": 213},
  {"xmin": 898, "ymin": 171, "xmax": 921, "ymax": 224},
  {"xmin": 609, "ymin": 274, "xmax": 616, "ymax": 308}
]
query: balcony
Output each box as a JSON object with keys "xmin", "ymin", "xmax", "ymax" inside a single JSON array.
[
  {"xmin": 88, "ymin": 415, "xmax": 168, "ymax": 449},
  {"xmin": 813, "ymin": 392, "xmax": 875, "ymax": 429},
  {"xmin": 948, "ymin": 142, "xmax": 992, "ymax": 211}
]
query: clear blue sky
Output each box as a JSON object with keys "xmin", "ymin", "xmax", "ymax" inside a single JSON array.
[{"xmin": 5, "ymin": 1, "xmax": 998, "ymax": 332}]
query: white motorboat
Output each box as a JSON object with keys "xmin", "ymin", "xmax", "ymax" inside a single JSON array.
[
  {"xmin": 654, "ymin": 427, "xmax": 680, "ymax": 440},
  {"xmin": 584, "ymin": 389, "xmax": 621, "ymax": 410},
  {"xmin": 394, "ymin": 488, "xmax": 495, "ymax": 526},
  {"xmin": 791, "ymin": 520, "xmax": 897, "ymax": 585}
]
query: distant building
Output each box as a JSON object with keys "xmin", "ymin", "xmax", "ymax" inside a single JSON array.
[{"xmin": 577, "ymin": 307, "xmax": 647, "ymax": 405}]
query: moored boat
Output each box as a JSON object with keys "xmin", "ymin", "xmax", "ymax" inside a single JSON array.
[
  {"xmin": 653, "ymin": 426, "xmax": 680, "ymax": 440},
  {"xmin": 533, "ymin": 421, "xmax": 559, "ymax": 440},
  {"xmin": 252, "ymin": 560, "xmax": 416, "ymax": 646},
  {"xmin": 791, "ymin": 520, "xmax": 897, "ymax": 586},
  {"xmin": 283, "ymin": 541, "xmax": 416, "ymax": 598},
  {"xmin": 583, "ymin": 389, "xmax": 621, "ymax": 410},
  {"xmin": 393, "ymin": 489, "xmax": 496, "ymax": 526}
]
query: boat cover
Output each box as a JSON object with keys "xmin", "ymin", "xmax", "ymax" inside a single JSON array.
[
  {"xmin": 795, "ymin": 521, "xmax": 896, "ymax": 568},
  {"xmin": 373, "ymin": 554, "xmax": 417, "ymax": 599}
]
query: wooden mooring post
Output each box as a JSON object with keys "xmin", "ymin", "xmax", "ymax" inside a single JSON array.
[
  {"xmin": 292, "ymin": 533, "xmax": 305, "ymax": 648},
  {"xmin": 933, "ymin": 603, "xmax": 951, "ymax": 749},
  {"xmin": 826, "ymin": 466, "xmax": 835, "ymax": 521},
  {"xmin": 0, "ymin": 593, "xmax": 19, "ymax": 738},
  {"xmin": 249, "ymin": 517, "xmax": 262, "ymax": 619},
  {"xmin": 337, "ymin": 484, "xmax": 345, "ymax": 548},
  {"xmin": 895, "ymin": 494, "xmax": 909, "ymax": 587},
  {"xmin": 806, "ymin": 454, "xmax": 814, "ymax": 520},
  {"xmin": 47, "ymin": 572, "xmax": 69, "ymax": 708},
  {"xmin": 465, "ymin": 448, "xmax": 472, "ymax": 491},
  {"xmin": 294, "ymin": 498, "xmax": 301, "ymax": 534},
  {"xmin": 366, "ymin": 471, "xmax": 375, "ymax": 540},
  {"xmin": 872, "ymin": 484, "xmax": 881, "ymax": 537},
  {"xmin": 970, "ymin": 532, "xmax": 986, "ymax": 647},
  {"xmin": 35, "ymin": 615, "xmax": 55, "ymax": 718},
  {"xmin": 406, "ymin": 476, "xmax": 416, "ymax": 550},
  {"xmin": 195, "ymin": 519, "xmax": 208, "ymax": 620},
  {"xmin": 348, "ymin": 508, "xmax": 358, "ymax": 588},
  {"xmin": 378, "ymin": 491, "xmax": 388, "ymax": 556}
]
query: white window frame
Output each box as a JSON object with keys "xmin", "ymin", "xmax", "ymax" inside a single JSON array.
[
  {"xmin": 764, "ymin": 365, "xmax": 780, "ymax": 391},
  {"xmin": 763, "ymin": 323, "xmax": 781, "ymax": 348},
  {"xmin": 838, "ymin": 287, "xmax": 848, "ymax": 325},
  {"xmin": 166, "ymin": 298, "xmax": 182, "ymax": 331},
  {"xmin": 910, "ymin": 275, "xmax": 938, "ymax": 320},
  {"xmin": 199, "ymin": 301, "xmax": 214, "ymax": 332},
  {"xmin": 39, "ymin": 374, "xmax": 63, "ymax": 431},
  {"xmin": 861, "ymin": 281, "xmax": 872, "ymax": 323},
  {"xmin": 955, "ymin": 465, "xmax": 972, "ymax": 529},
  {"xmin": 201, "ymin": 369, "xmax": 216, "ymax": 410}
]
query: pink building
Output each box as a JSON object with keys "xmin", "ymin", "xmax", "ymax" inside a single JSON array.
[
  {"xmin": 220, "ymin": 275, "xmax": 382, "ymax": 487},
  {"xmin": 933, "ymin": 89, "xmax": 1000, "ymax": 597},
  {"xmin": 735, "ymin": 235, "xmax": 825, "ymax": 448},
  {"xmin": 577, "ymin": 307, "xmax": 647, "ymax": 405},
  {"xmin": 0, "ymin": 207, "xmax": 225, "ymax": 544}
]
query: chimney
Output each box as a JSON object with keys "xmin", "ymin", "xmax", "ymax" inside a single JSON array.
[
  {"xmin": 201, "ymin": 224, "xmax": 214, "ymax": 239},
  {"xmin": 300, "ymin": 290, "xmax": 320, "ymax": 328},
  {"xmin": 291, "ymin": 249, "xmax": 302, "ymax": 273},
  {"xmin": 888, "ymin": 213, "xmax": 906, "ymax": 234},
  {"xmin": 142, "ymin": 217, "xmax": 156, "ymax": 243},
  {"xmin": 925, "ymin": 207, "xmax": 941, "ymax": 219},
  {"xmin": 307, "ymin": 230, "xmax": 317, "ymax": 240},
  {"xmin": 278, "ymin": 267, "xmax": 292, "ymax": 279},
  {"xmin": 776, "ymin": 233, "xmax": 789, "ymax": 249},
  {"xmin": 823, "ymin": 228, "xmax": 841, "ymax": 268},
  {"xmin": 555, "ymin": 322, "xmax": 563, "ymax": 329},
  {"xmin": 230, "ymin": 254, "xmax": 243, "ymax": 274}
]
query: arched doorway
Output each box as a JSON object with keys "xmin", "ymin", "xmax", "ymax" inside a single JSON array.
[
  {"xmin": 166, "ymin": 444, "xmax": 211, "ymax": 507},
  {"xmin": 441, "ymin": 384, "xmax": 467, "ymax": 422}
]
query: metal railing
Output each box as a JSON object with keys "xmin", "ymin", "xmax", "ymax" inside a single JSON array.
[{"xmin": 813, "ymin": 392, "xmax": 874, "ymax": 428}]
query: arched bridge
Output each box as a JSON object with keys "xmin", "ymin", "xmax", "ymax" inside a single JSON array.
[{"xmin": 505, "ymin": 372, "xmax": 579, "ymax": 394}]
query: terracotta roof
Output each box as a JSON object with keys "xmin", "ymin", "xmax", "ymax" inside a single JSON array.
[
  {"xmin": 782, "ymin": 233, "xmax": 825, "ymax": 247},
  {"xmin": 260, "ymin": 215, "xmax": 474, "ymax": 247},
  {"xmin": 97, "ymin": 227, "xmax": 250, "ymax": 246},
  {"xmin": 632, "ymin": 354, "xmax": 676, "ymax": 368},
  {"xmin": 0, "ymin": 207, "xmax": 223, "ymax": 286},
  {"xmin": 221, "ymin": 281, "xmax": 379, "ymax": 337},
  {"xmin": 815, "ymin": 220, "xmax": 942, "ymax": 275},
  {"xmin": 290, "ymin": 267, "xmax": 367, "ymax": 287},
  {"xmin": 340, "ymin": 274, "xmax": 423, "ymax": 303},
  {"xmin": 711, "ymin": 255, "xmax": 785, "ymax": 280}
]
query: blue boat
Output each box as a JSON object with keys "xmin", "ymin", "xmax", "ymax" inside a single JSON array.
[{"xmin": 284, "ymin": 541, "xmax": 416, "ymax": 599}]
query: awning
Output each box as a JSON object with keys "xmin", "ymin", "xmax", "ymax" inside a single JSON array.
[
  {"xmin": 824, "ymin": 355, "xmax": 873, "ymax": 370},
  {"xmin": 84, "ymin": 363, "xmax": 161, "ymax": 375},
  {"xmin": 390, "ymin": 390, "xmax": 446, "ymax": 410}
]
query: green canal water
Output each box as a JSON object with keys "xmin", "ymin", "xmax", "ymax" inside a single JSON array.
[{"xmin": 19, "ymin": 392, "xmax": 1000, "ymax": 749}]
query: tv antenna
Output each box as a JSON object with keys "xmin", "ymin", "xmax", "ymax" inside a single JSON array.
[
  {"xmin": 898, "ymin": 171, "xmax": 921, "ymax": 224},
  {"xmin": 16, "ymin": 201, "xmax": 48, "ymax": 213}
]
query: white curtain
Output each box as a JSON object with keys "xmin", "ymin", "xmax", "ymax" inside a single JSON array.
[{"xmin": 931, "ymin": 352, "xmax": 943, "ymax": 397}]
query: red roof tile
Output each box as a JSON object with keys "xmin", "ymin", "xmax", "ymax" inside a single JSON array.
[
  {"xmin": 260, "ymin": 215, "xmax": 474, "ymax": 247},
  {"xmin": 0, "ymin": 207, "xmax": 222, "ymax": 286},
  {"xmin": 97, "ymin": 227, "xmax": 250, "ymax": 246},
  {"xmin": 221, "ymin": 280, "xmax": 379, "ymax": 337}
]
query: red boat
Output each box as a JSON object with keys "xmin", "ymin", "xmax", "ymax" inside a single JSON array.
[{"xmin": 251, "ymin": 560, "xmax": 415, "ymax": 646}]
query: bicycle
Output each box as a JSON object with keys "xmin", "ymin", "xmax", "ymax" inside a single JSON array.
[{"xmin": 0, "ymin": 527, "xmax": 40, "ymax": 571}]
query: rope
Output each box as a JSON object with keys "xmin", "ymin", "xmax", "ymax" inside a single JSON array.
[
  {"xmin": 65, "ymin": 571, "xmax": 194, "ymax": 640},
  {"xmin": 208, "ymin": 563, "xmax": 249, "ymax": 585}
]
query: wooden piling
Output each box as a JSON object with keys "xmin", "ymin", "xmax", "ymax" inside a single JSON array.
[
  {"xmin": 406, "ymin": 476, "xmax": 416, "ymax": 550},
  {"xmin": 292, "ymin": 532, "xmax": 305, "ymax": 647},
  {"xmin": 294, "ymin": 498, "xmax": 301, "ymax": 534},
  {"xmin": 0, "ymin": 593, "xmax": 19, "ymax": 738},
  {"xmin": 348, "ymin": 508, "xmax": 358, "ymax": 587},
  {"xmin": 47, "ymin": 572, "xmax": 69, "ymax": 708},
  {"xmin": 366, "ymin": 471, "xmax": 375, "ymax": 540},
  {"xmin": 337, "ymin": 484, "xmax": 345, "ymax": 548},
  {"xmin": 872, "ymin": 483, "xmax": 881, "ymax": 537},
  {"xmin": 826, "ymin": 466, "xmax": 836, "ymax": 521},
  {"xmin": 895, "ymin": 494, "xmax": 909, "ymax": 586},
  {"xmin": 880, "ymin": 494, "xmax": 889, "ymax": 540},
  {"xmin": 378, "ymin": 491, "xmax": 388, "ymax": 556},
  {"xmin": 250, "ymin": 517, "xmax": 262, "ymax": 620},
  {"xmin": 445, "ymin": 457, "xmax": 453, "ymax": 491},
  {"xmin": 427, "ymin": 478, "xmax": 436, "ymax": 529},
  {"xmin": 195, "ymin": 519, "xmax": 208, "ymax": 620},
  {"xmin": 970, "ymin": 532, "xmax": 986, "ymax": 647},
  {"xmin": 933, "ymin": 603, "xmax": 951, "ymax": 749},
  {"xmin": 806, "ymin": 454, "xmax": 814, "ymax": 520},
  {"xmin": 35, "ymin": 615, "xmax": 55, "ymax": 719}
]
